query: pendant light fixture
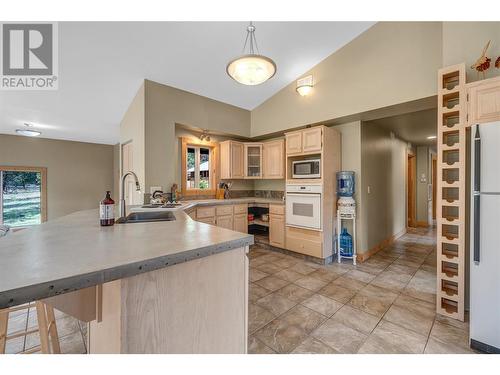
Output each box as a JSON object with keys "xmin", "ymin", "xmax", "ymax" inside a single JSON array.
[{"xmin": 226, "ymin": 22, "xmax": 276, "ymax": 86}]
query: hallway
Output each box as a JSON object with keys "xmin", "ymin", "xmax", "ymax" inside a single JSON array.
[{"xmin": 248, "ymin": 227, "xmax": 473, "ymax": 354}]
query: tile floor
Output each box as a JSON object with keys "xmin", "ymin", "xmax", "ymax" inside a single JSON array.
[
  {"xmin": 3, "ymin": 227, "xmax": 474, "ymax": 354},
  {"xmin": 248, "ymin": 227, "xmax": 475, "ymax": 354},
  {"xmin": 3, "ymin": 305, "xmax": 87, "ymax": 354}
]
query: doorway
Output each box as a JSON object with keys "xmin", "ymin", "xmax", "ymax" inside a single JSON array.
[{"xmin": 407, "ymin": 153, "xmax": 416, "ymax": 227}]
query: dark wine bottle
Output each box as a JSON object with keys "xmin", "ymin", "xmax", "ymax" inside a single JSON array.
[{"xmin": 100, "ymin": 191, "xmax": 115, "ymax": 226}]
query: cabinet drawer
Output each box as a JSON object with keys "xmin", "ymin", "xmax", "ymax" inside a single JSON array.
[
  {"xmin": 216, "ymin": 205, "xmax": 234, "ymax": 216},
  {"xmin": 198, "ymin": 217, "xmax": 216, "ymax": 225},
  {"xmin": 233, "ymin": 204, "xmax": 248, "ymax": 214},
  {"xmin": 286, "ymin": 227, "xmax": 322, "ymax": 258},
  {"xmin": 196, "ymin": 206, "xmax": 216, "ymax": 219},
  {"xmin": 269, "ymin": 204, "xmax": 284, "ymax": 215}
]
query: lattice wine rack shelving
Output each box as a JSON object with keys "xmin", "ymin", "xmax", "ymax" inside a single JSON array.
[{"xmin": 436, "ymin": 64, "xmax": 466, "ymax": 321}]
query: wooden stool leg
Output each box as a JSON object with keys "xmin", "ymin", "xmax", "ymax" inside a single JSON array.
[
  {"xmin": 0, "ymin": 309, "xmax": 9, "ymax": 354},
  {"xmin": 45, "ymin": 305, "xmax": 60, "ymax": 354},
  {"xmin": 35, "ymin": 302, "xmax": 50, "ymax": 354}
]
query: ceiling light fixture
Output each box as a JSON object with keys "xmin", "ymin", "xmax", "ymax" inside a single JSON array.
[
  {"xmin": 199, "ymin": 130, "xmax": 211, "ymax": 142},
  {"xmin": 226, "ymin": 22, "xmax": 276, "ymax": 86},
  {"xmin": 296, "ymin": 75, "xmax": 314, "ymax": 96},
  {"xmin": 16, "ymin": 123, "xmax": 41, "ymax": 137},
  {"xmin": 427, "ymin": 135, "xmax": 437, "ymax": 140}
]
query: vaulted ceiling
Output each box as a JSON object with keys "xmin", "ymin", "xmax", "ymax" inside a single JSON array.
[{"xmin": 0, "ymin": 22, "xmax": 374, "ymax": 144}]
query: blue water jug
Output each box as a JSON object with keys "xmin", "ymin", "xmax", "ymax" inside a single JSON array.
[
  {"xmin": 337, "ymin": 171, "xmax": 355, "ymax": 197},
  {"xmin": 339, "ymin": 228, "xmax": 353, "ymax": 257}
]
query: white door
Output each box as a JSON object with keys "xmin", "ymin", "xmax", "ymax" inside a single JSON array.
[
  {"xmin": 285, "ymin": 193, "xmax": 321, "ymax": 229},
  {"xmin": 122, "ymin": 142, "xmax": 135, "ymax": 205}
]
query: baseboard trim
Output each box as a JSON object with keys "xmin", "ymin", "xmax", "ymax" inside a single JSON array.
[{"xmin": 357, "ymin": 228, "xmax": 407, "ymax": 263}]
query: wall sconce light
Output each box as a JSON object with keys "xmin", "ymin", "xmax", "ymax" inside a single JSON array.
[{"xmin": 296, "ymin": 75, "xmax": 314, "ymax": 96}]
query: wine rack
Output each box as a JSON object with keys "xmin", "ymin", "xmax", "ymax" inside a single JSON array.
[{"xmin": 436, "ymin": 64, "xmax": 466, "ymax": 320}]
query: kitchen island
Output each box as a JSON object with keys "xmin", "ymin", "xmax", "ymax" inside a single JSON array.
[{"xmin": 0, "ymin": 208, "xmax": 253, "ymax": 353}]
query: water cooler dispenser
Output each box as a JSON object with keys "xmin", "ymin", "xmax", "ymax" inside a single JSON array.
[{"xmin": 336, "ymin": 171, "xmax": 356, "ymax": 264}]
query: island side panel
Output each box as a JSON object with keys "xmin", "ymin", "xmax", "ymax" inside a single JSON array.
[
  {"xmin": 121, "ymin": 246, "xmax": 248, "ymax": 353},
  {"xmin": 88, "ymin": 280, "xmax": 122, "ymax": 353},
  {"xmin": 88, "ymin": 246, "xmax": 248, "ymax": 353}
]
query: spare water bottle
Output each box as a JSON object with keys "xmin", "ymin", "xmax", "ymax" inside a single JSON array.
[{"xmin": 339, "ymin": 228, "xmax": 353, "ymax": 257}]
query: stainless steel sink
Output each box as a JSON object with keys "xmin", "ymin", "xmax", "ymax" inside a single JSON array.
[{"xmin": 116, "ymin": 211, "xmax": 176, "ymax": 224}]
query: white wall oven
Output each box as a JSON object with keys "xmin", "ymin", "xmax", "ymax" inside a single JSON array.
[
  {"xmin": 292, "ymin": 159, "xmax": 321, "ymax": 179},
  {"xmin": 286, "ymin": 184, "xmax": 322, "ymax": 230}
]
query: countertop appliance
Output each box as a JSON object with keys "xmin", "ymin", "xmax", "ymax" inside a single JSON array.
[
  {"xmin": 292, "ymin": 159, "xmax": 321, "ymax": 179},
  {"xmin": 470, "ymin": 121, "xmax": 500, "ymax": 353},
  {"xmin": 285, "ymin": 184, "xmax": 322, "ymax": 229}
]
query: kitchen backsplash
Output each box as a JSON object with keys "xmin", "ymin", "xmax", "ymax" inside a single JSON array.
[{"xmin": 144, "ymin": 189, "xmax": 284, "ymax": 203}]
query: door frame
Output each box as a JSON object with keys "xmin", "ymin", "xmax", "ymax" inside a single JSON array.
[
  {"xmin": 406, "ymin": 151, "xmax": 416, "ymax": 228},
  {"xmin": 432, "ymin": 154, "xmax": 437, "ymax": 221}
]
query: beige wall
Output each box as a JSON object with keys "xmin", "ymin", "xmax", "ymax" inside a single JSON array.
[
  {"xmin": 331, "ymin": 121, "xmax": 363, "ymax": 251},
  {"xmin": 251, "ymin": 22, "xmax": 443, "ymax": 137},
  {"xmin": 120, "ymin": 82, "xmax": 145, "ymax": 204},
  {"xmin": 113, "ymin": 143, "xmax": 120, "ymax": 200},
  {"xmin": 360, "ymin": 122, "xmax": 407, "ymax": 253},
  {"xmin": 144, "ymin": 80, "xmax": 251, "ymax": 193},
  {"xmin": 443, "ymin": 22, "xmax": 500, "ymax": 83},
  {"xmin": 0, "ymin": 134, "xmax": 114, "ymax": 220}
]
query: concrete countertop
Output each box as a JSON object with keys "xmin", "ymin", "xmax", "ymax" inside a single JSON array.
[{"xmin": 0, "ymin": 208, "xmax": 253, "ymax": 309}]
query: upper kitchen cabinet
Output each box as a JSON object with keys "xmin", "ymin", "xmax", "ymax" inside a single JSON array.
[
  {"xmin": 263, "ymin": 139, "xmax": 285, "ymax": 179},
  {"xmin": 220, "ymin": 140, "xmax": 244, "ymax": 179},
  {"xmin": 285, "ymin": 127, "xmax": 322, "ymax": 156},
  {"xmin": 467, "ymin": 76, "xmax": 500, "ymax": 126},
  {"xmin": 285, "ymin": 132, "xmax": 302, "ymax": 155},
  {"xmin": 244, "ymin": 143, "xmax": 263, "ymax": 179},
  {"xmin": 302, "ymin": 127, "xmax": 323, "ymax": 153}
]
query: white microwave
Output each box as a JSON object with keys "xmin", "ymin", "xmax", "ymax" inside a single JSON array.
[{"xmin": 292, "ymin": 159, "xmax": 321, "ymax": 179}]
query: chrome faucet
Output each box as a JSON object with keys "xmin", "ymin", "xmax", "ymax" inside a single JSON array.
[{"xmin": 119, "ymin": 171, "xmax": 141, "ymax": 219}]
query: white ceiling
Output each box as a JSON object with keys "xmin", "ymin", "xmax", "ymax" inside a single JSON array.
[{"xmin": 0, "ymin": 22, "xmax": 374, "ymax": 144}]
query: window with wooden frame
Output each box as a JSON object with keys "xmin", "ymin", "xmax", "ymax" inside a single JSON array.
[
  {"xmin": 181, "ymin": 137, "xmax": 218, "ymax": 197},
  {"xmin": 0, "ymin": 166, "xmax": 47, "ymax": 227}
]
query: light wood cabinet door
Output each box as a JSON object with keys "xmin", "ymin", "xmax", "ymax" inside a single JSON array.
[
  {"xmin": 286, "ymin": 132, "xmax": 302, "ymax": 155},
  {"xmin": 263, "ymin": 140, "xmax": 285, "ymax": 179},
  {"xmin": 468, "ymin": 78, "xmax": 500, "ymax": 125},
  {"xmin": 233, "ymin": 213, "xmax": 248, "ymax": 233},
  {"xmin": 216, "ymin": 215, "xmax": 233, "ymax": 230},
  {"xmin": 231, "ymin": 142, "xmax": 245, "ymax": 179},
  {"xmin": 244, "ymin": 143, "xmax": 263, "ymax": 179},
  {"xmin": 220, "ymin": 141, "xmax": 244, "ymax": 179},
  {"xmin": 220, "ymin": 141, "xmax": 231, "ymax": 179},
  {"xmin": 198, "ymin": 217, "xmax": 216, "ymax": 225},
  {"xmin": 302, "ymin": 127, "xmax": 322, "ymax": 153},
  {"xmin": 269, "ymin": 214, "xmax": 285, "ymax": 248}
]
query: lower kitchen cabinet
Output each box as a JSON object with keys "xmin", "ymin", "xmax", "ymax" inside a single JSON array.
[
  {"xmin": 198, "ymin": 217, "xmax": 215, "ymax": 225},
  {"xmin": 269, "ymin": 214, "xmax": 285, "ymax": 248},
  {"xmin": 216, "ymin": 215, "xmax": 233, "ymax": 230},
  {"xmin": 285, "ymin": 226, "xmax": 322, "ymax": 258},
  {"xmin": 233, "ymin": 213, "xmax": 248, "ymax": 233},
  {"xmin": 269, "ymin": 204, "xmax": 285, "ymax": 248}
]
